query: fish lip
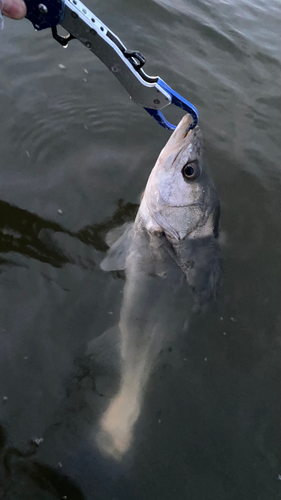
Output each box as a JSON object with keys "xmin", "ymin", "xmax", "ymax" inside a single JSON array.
[
  {"xmin": 183, "ymin": 127, "xmax": 193, "ymax": 139},
  {"xmin": 165, "ymin": 115, "xmax": 197, "ymax": 144},
  {"xmin": 182, "ymin": 123, "xmax": 200, "ymax": 140}
]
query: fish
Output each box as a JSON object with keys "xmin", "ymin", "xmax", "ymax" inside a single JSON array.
[{"xmin": 89, "ymin": 114, "xmax": 222, "ymax": 460}]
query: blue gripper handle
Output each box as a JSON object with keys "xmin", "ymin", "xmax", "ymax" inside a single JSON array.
[
  {"xmin": 144, "ymin": 78, "xmax": 199, "ymax": 131},
  {"xmin": 25, "ymin": 0, "xmax": 65, "ymax": 30}
]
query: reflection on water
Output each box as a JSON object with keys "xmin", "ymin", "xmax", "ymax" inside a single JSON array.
[
  {"xmin": 0, "ymin": 199, "xmax": 71, "ymax": 268},
  {"xmin": 0, "ymin": 423, "xmax": 85, "ymax": 500},
  {"xmin": 0, "ymin": 198, "xmax": 138, "ymax": 269}
]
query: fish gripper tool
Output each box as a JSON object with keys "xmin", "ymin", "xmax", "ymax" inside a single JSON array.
[{"xmin": 25, "ymin": 0, "xmax": 199, "ymax": 131}]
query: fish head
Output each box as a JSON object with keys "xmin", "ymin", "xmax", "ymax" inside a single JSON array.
[{"xmin": 142, "ymin": 114, "xmax": 219, "ymax": 240}]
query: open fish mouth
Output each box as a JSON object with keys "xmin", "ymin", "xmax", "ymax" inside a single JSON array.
[
  {"xmin": 178, "ymin": 113, "xmax": 194, "ymax": 132},
  {"xmin": 184, "ymin": 124, "xmax": 200, "ymax": 138},
  {"xmin": 157, "ymin": 115, "xmax": 202, "ymax": 164},
  {"xmin": 175, "ymin": 114, "xmax": 198, "ymax": 138}
]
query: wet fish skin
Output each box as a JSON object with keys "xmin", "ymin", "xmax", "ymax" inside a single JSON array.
[
  {"xmin": 102, "ymin": 113, "xmax": 222, "ymax": 305},
  {"xmin": 94, "ymin": 114, "xmax": 222, "ymax": 459}
]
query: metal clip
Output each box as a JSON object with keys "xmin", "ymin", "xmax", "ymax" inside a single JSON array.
[
  {"xmin": 144, "ymin": 79, "xmax": 198, "ymax": 131},
  {"xmin": 51, "ymin": 25, "xmax": 75, "ymax": 46},
  {"xmin": 25, "ymin": 0, "xmax": 199, "ymax": 131},
  {"xmin": 123, "ymin": 50, "xmax": 146, "ymax": 71}
]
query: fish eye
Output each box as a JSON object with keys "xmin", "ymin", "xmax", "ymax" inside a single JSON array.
[{"xmin": 182, "ymin": 161, "xmax": 201, "ymax": 181}]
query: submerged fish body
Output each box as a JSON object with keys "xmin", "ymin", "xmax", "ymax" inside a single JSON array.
[
  {"xmin": 102, "ymin": 114, "xmax": 221, "ymax": 304},
  {"xmin": 93, "ymin": 115, "xmax": 222, "ymax": 459}
]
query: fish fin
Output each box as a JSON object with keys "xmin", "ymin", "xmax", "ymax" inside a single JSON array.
[
  {"xmin": 104, "ymin": 223, "xmax": 130, "ymax": 247},
  {"xmin": 86, "ymin": 326, "xmax": 121, "ymax": 365},
  {"xmin": 190, "ymin": 244, "xmax": 223, "ymax": 307},
  {"xmin": 101, "ymin": 222, "xmax": 134, "ymax": 271},
  {"xmin": 218, "ymin": 229, "xmax": 228, "ymax": 248},
  {"xmin": 162, "ymin": 234, "xmax": 223, "ymax": 306},
  {"xmin": 86, "ymin": 326, "xmax": 121, "ymax": 396}
]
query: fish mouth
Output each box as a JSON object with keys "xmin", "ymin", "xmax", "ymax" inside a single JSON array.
[
  {"xmin": 157, "ymin": 115, "xmax": 201, "ymax": 164},
  {"xmin": 175, "ymin": 114, "xmax": 198, "ymax": 139},
  {"xmin": 178, "ymin": 113, "xmax": 194, "ymax": 131}
]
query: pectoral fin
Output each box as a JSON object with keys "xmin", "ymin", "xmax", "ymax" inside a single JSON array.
[
  {"xmin": 86, "ymin": 326, "xmax": 121, "ymax": 396},
  {"xmin": 162, "ymin": 234, "xmax": 223, "ymax": 306},
  {"xmin": 100, "ymin": 222, "xmax": 134, "ymax": 271}
]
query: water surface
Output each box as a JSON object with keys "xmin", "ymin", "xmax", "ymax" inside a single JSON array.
[{"xmin": 0, "ymin": 0, "xmax": 281, "ymax": 498}]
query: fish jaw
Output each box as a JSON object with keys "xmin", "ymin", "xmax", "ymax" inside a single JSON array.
[{"xmin": 157, "ymin": 113, "xmax": 196, "ymax": 163}]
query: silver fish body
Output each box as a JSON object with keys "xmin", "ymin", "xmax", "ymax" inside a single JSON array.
[{"xmin": 92, "ymin": 114, "xmax": 222, "ymax": 459}]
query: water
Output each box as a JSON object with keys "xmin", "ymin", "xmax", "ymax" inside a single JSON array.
[{"xmin": 0, "ymin": 0, "xmax": 280, "ymax": 498}]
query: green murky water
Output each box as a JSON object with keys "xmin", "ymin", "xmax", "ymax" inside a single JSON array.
[{"xmin": 0, "ymin": 0, "xmax": 280, "ymax": 498}]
